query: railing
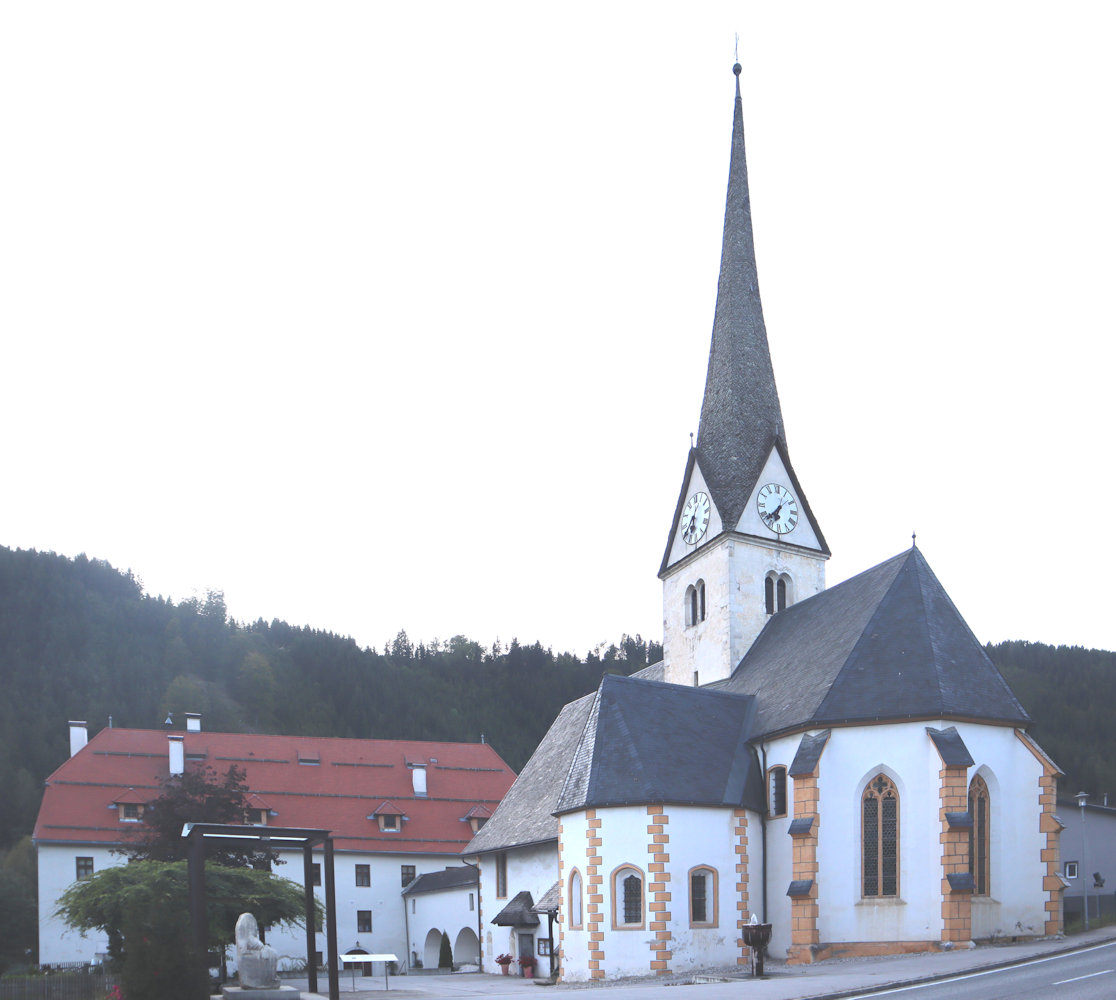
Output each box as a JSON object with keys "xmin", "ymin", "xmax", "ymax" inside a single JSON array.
[{"xmin": 0, "ymin": 970, "xmax": 120, "ymax": 1000}]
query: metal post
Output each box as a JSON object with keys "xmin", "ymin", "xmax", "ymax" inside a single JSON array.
[
  {"xmin": 325, "ymin": 838, "xmax": 340, "ymax": 1000},
  {"xmin": 1077, "ymin": 791, "xmax": 1090, "ymax": 930},
  {"xmin": 304, "ymin": 844, "xmax": 318, "ymax": 996}
]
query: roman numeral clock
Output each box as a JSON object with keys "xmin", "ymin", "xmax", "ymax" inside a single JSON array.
[{"xmin": 757, "ymin": 483, "xmax": 799, "ymax": 535}]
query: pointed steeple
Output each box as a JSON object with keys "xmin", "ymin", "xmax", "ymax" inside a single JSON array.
[{"xmin": 695, "ymin": 64, "xmax": 786, "ymax": 531}]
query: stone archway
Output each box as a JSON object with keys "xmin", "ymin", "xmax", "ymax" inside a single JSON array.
[
  {"xmin": 423, "ymin": 928, "xmax": 443, "ymax": 969},
  {"xmin": 453, "ymin": 926, "xmax": 479, "ymax": 965}
]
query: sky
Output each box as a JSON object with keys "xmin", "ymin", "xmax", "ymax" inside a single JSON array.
[{"xmin": 2, "ymin": 3, "xmax": 1114, "ymax": 658}]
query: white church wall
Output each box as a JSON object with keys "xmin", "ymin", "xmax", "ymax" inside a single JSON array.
[
  {"xmin": 814, "ymin": 724, "xmax": 947, "ymax": 945},
  {"xmin": 759, "ymin": 735, "xmax": 798, "ymax": 957},
  {"xmin": 956, "ymin": 725, "xmax": 1048, "ymax": 940},
  {"xmin": 479, "ymin": 841, "xmax": 557, "ymax": 969}
]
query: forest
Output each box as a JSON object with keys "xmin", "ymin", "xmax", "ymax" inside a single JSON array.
[{"xmin": 1, "ymin": 543, "xmax": 1114, "ymax": 967}]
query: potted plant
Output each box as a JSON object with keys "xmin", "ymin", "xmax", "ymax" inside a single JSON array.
[
  {"xmin": 518, "ymin": 954, "xmax": 535, "ymax": 978},
  {"xmin": 495, "ymin": 954, "xmax": 513, "ymax": 975}
]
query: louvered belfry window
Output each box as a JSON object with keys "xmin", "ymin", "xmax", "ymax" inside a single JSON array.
[
  {"xmin": 863, "ymin": 774, "xmax": 899, "ymax": 897},
  {"xmin": 968, "ymin": 775, "xmax": 990, "ymax": 896}
]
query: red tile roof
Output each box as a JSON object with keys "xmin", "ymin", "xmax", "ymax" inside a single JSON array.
[{"xmin": 34, "ymin": 727, "xmax": 516, "ymax": 855}]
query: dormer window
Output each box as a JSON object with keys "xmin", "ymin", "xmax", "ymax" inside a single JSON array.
[
  {"xmin": 411, "ymin": 764, "xmax": 427, "ymax": 797},
  {"xmin": 247, "ymin": 808, "xmax": 269, "ymax": 826},
  {"xmin": 369, "ymin": 800, "xmax": 406, "ymax": 832},
  {"xmin": 297, "ymin": 749, "xmax": 321, "ymax": 766},
  {"xmin": 461, "ymin": 805, "xmax": 492, "ymax": 834},
  {"xmin": 113, "ymin": 791, "xmax": 147, "ymax": 823}
]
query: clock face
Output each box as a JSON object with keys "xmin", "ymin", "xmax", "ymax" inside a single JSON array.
[
  {"xmin": 681, "ymin": 491, "xmax": 711, "ymax": 545},
  {"xmin": 757, "ymin": 483, "xmax": 799, "ymax": 534}
]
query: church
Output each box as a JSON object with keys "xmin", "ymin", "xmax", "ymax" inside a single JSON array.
[{"xmin": 463, "ymin": 65, "xmax": 1064, "ymax": 979}]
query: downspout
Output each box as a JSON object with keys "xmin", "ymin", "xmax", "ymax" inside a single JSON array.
[
  {"xmin": 402, "ymin": 887, "xmax": 410, "ymax": 972},
  {"xmin": 760, "ymin": 741, "xmax": 768, "ymax": 922}
]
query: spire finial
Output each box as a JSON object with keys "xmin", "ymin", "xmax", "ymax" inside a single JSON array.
[
  {"xmin": 690, "ymin": 432, "xmax": 694, "ymax": 450},
  {"xmin": 912, "ymin": 531, "xmax": 917, "ymax": 548},
  {"xmin": 733, "ymin": 34, "xmax": 742, "ymax": 78}
]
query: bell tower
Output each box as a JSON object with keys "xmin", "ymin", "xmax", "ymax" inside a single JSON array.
[{"xmin": 660, "ymin": 65, "xmax": 829, "ymax": 687}]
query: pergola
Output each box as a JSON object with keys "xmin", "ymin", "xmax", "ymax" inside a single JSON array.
[{"xmin": 183, "ymin": 823, "xmax": 340, "ymax": 1000}]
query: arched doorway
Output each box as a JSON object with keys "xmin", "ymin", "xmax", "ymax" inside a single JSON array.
[
  {"xmin": 453, "ymin": 926, "xmax": 479, "ymax": 965},
  {"xmin": 422, "ymin": 928, "xmax": 442, "ymax": 970}
]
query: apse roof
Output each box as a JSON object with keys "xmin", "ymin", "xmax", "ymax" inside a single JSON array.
[
  {"xmin": 714, "ymin": 547, "xmax": 1030, "ymax": 737},
  {"xmin": 554, "ymin": 673, "xmax": 764, "ymax": 814}
]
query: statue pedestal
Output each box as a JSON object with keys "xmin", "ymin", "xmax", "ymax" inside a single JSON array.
[{"xmin": 220, "ymin": 986, "xmax": 301, "ymax": 1000}]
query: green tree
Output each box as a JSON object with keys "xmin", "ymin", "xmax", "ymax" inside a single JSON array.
[
  {"xmin": 438, "ymin": 930, "xmax": 452, "ymax": 969},
  {"xmin": 127, "ymin": 764, "xmax": 279, "ymax": 868},
  {"xmin": 57, "ymin": 861, "xmax": 316, "ymax": 996}
]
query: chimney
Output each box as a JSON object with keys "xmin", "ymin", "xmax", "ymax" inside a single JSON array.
[
  {"xmin": 69, "ymin": 721, "xmax": 88, "ymax": 757},
  {"xmin": 168, "ymin": 734, "xmax": 185, "ymax": 776},
  {"xmin": 185, "ymin": 713, "xmax": 202, "ymax": 733}
]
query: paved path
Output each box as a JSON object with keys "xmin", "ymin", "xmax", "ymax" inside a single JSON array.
[{"xmin": 283, "ymin": 927, "xmax": 1116, "ymax": 1000}]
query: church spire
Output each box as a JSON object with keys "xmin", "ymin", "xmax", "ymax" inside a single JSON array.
[{"xmin": 694, "ymin": 63, "xmax": 787, "ymax": 531}]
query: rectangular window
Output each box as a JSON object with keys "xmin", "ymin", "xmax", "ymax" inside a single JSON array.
[
  {"xmin": 314, "ymin": 951, "xmax": 323, "ymax": 968},
  {"xmin": 1065, "ymin": 861, "xmax": 1079, "ymax": 879},
  {"xmin": 691, "ymin": 871, "xmax": 707, "ymax": 923},
  {"xmin": 622, "ymin": 872, "xmax": 642, "ymax": 925},
  {"xmin": 401, "ymin": 865, "xmax": 416, "ymax": 887},
  {"xmin": 311, "ymin": 863, "xmax": 321, "ymax": 887},
  {"xmin": 355, "ymin": 864, "xmax": 371, "ymax": 887},
  {"xmin": 357, "ymin": 910, "xmax": 372, "ymax": 933},
  {"xmin": 537, "ymin": 939, "xmax": 551, "ymax": 956},
  {"xmin": 76, "ymin": 857, "xmax": 94, "ymax": 881},
  {"xmin": 380, "ymin": 814, "xmax": 400, "ymax": 831},
  {"xmin": 412, "ymin": 765, "xmax": 427, "ymax": 797},
  {"xmin": 496, "ymin": 852, "xmax": 508, "ymax": 898},
  {"xmin": 121, "ymin": 803, "xmax": 140, "ymax": 821},
  {"xmin": 469, "ymin": 892, "xmax": 475, "ymax": 911}
]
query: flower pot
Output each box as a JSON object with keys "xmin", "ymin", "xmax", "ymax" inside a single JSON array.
[
  {"xmin": 500, "ymin": 965, "xmax": 509, "ymax": 975},
  {"xmin": 521, "ymin": 965, "xmax": 534, "ymax": 978}
]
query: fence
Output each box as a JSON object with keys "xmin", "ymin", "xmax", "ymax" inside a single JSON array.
[
  {"xmin": 0, "ymin": 971, "xmax": 119, "ymax": 1000},
  {"xmin": 1064, "ymin": 892, "xmax": 1116, "ymax": 925}
]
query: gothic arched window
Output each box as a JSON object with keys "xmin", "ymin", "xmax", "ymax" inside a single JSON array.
[
  {"xmin": 776, "ymin": 577, "xmax": 787, "ymax": 611},
  {"xmin": 568, "ymin": 868, "xmax": 583, "ymax": 929},
  {"xmin": 968, "ymin": 775, "xmax": 990, "ymax": 896},
  {"xmin": 765, "ymin": 576, "xmax": 775, "ymax": 615},
  {"xmin": 862, "ymin": 774, "xmax": 899, "ymax": 898},
  {"xmin": 689, "ymin": 866, "xmax": 717, "ymax": 927}
]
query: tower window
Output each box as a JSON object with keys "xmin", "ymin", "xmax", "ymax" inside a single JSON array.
[
  {"xmin": 765, "ymin": 576, "xmax": 774, "ymax": 615},
  {"xmin": 777, "ymin": 577, "xmax": 787, "ymax": 611},
  {"xmin": 685, "ymin": 581, "xmax": 707, "ymax": 627},
  {"xmin": 568, "ymin": 869, "xmax": 583, "ymax": 929},
  {"xmin": 765, "ymin": 572, "xmax": 792, "ymax": 615}
]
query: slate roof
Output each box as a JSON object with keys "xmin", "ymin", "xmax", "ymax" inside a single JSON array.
[
  {"xmin": 927, "ymin": 726, "xmax": 975, "ymax": 767},
  {"xmin": 463, "ymin": 693, "xmax": 595, "ymax": 855},
  {"xmin": 714, "ymin": 547, "xmax": 1030, "ymax": 737},
  {"xmin": 492, "ymin": 890, "xmax": 539, "ymax": 927},
  {"xmin": 554, "ymin": 673, "xmax": 764, "ymax": 814},
  {"xmin": 34, "ymin": 728, "xmax": 515, "ymax": 855},
  {"xmin": 402, "ymin": 865, "xmax": 478, "ymax": 895}
]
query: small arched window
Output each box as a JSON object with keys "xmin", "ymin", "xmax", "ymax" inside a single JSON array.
[
  {"xmin": 697, "ymin": 580, "xmax": 706, "ymax": 622},
  {"xmin": 968, "ymin": 775, "xmax": 990, "ymax": 896},
  {"xmin": 685, "ymin": 585, "xmax": 697, "ymax": 627},
  {"xmin": 862, "ymin": 773, "xmax": 899, "ymax": 898},
  {"xmin": 568, "ymin": 869, "xmax": 583, "ymax": 929},
  {"xmin": 764, "ymin": 575, "xmax": 775, "ymax": 615},
  {"xmin": 688, "ymin": 866, "xmax": 718, "ymax": 927},
  {"xmin": 611, "ymin": 865, "xmax": 644, "ymax": 929},
  {"xmin": 776, "ymin": 577, "xmax": 787, "ymax": 612}
]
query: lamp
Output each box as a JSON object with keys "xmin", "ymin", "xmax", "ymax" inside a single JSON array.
[{"xmin": 1076, "ymin": 791, "xmax": 1089, "ymax": 930}]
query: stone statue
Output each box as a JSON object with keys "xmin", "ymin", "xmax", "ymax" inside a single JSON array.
[{"xmin": 235, "ymin": 912, "xmax": 279, "ymax": 989}]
